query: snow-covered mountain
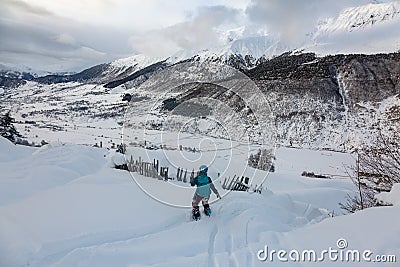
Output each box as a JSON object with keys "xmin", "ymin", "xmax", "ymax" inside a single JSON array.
[
  {"xmin": 0, "ymin": 1, "xmax": 398, "ymax": 86},
  {"xmin": 1, "ymin": 51, "xmax": 398, "ymax": 153},
  {"xmin": 1, "ymin": 1, "xmax": 399, "ymax": 152},
  {"xmin": 104, "ymin": 1, "xmax": 400, "ymax": 75},
  {"xmin": 2, "ymin": 1, "xmax": 398, "ymax": 89},
  {"xmin": 0, "ymin": 64, "xmax": 57, "ymax": 79},
  {"xmin": 308, "ymin": 1, "xmax": 400, "ymax": 54},
  {"xmin": 22, "ymin": 34, "xmax": 285, "ymax": 87},
  {"xmin": 318, "ymin": 1, "xmax": 400, "ymax": 33}
]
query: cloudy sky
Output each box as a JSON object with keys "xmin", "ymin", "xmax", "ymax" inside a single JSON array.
[{"xmin": 0, "ymin": 0, "xmax": 385, "ymax": 72}]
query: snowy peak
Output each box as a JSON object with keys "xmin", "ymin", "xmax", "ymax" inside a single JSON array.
[
  {"xmin": 0, "ymin": 64, "xmax": 54, "ymax": 79},
  {"xmin": 109, "ymin": 32, "xmax": 288, "ymax": 72},
  {"xmin": 308, "ymin": 1, "xmax": 400, "ymax": 55},
  {"xmin": 317, "ymin": 1, "xmax": 400, "ymax": 33},
  {"xmin": 219, "ymin": 26, "xmax": 246, "ymax": 44},
  {"xmin": 109, "ymin": 1, "xmax": 400, "ymax": 74},
  {"xmin": 110, "ymin": 54, "xmax": 167, "ymax": 69},
  {"xmin": 164, "ymin": 35, "xmax": 289, "ymax": 71},
  {"xmin": 224, "ymin": 35, "xmax": 289, "ymax": 59},
  {"xmin": 344, "ymin": 1, "xmax": 400, "ymax": 30},
  {"xmin": 9, "ymin": 1, "xmax": 398, "ymax": 87}
]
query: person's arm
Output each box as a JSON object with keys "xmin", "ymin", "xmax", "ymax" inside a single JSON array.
[
  {"xmin": 190, "ymin": 176, "xmax": 197, "ymax": 186},
  {"xmin": 208, "ymin": 177, "xmax": 220, "ymax": 198}
]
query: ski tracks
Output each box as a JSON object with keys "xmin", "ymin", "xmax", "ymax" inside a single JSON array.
[
  {"xmin": 207, "ymin": 224, "xmax": 218, "ymax": 267},
  {"xmin": 225, "ymin": 234, "xmax": 240, "ymax": 267},
  {"xmin": 207, "ymin": 203, "xmax": 245, "ymax": 267}
]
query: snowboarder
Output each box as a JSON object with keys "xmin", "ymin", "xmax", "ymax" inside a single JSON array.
[{"xmin": 190, "ymin": 165, "xmax": 220, "ymax": 221}]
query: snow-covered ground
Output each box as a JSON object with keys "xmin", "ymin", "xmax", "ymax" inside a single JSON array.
[{"xmin": 0, "ymin": 136, "xmax": 398, "ymax": 266}]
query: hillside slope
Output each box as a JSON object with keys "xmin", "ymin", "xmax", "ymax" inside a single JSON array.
[{"xmin": 0, "ymin": 137, "xmax": 398, "ymax": 266}]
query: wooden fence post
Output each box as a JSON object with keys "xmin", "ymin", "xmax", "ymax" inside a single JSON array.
[
  {"xmin": 228, "ymin": 175, "xmax": 236, "ymax": 190},
  {"xmin": 127, "ymin": 155, "xmax": 134, "ymax": 172},
  {"xmin": 164, "ymin": 167, "xmax": 169, "ymax": 181},
  {"xmin": 190, "ymin": 169, "xmax": 194, "ymax": 184},
  {"xmin": 183, "ymin": 169, "xmax": 187, "ymax": 183},
  {"xmin": 222, "ymin": 177, "xmax": 228, "ymax": 189}
]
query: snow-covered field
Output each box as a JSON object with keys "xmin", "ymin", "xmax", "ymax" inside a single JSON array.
[{"xmin": 0, "ymin": 136, "xmax": 398, "ymax": 266}]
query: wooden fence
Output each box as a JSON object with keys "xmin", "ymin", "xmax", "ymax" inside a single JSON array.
[
  {"xmin": 222, "ymin": 175, "xmax": 262, "ymax": 193},
  {"xmin": 124, "ymin": 155, "xmax": 262, "ymax": 193},
  {"xmin": 126, "ymin": 155, "xmax": 168, "ymax": 180}
]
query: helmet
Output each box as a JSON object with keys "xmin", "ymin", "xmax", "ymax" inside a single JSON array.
[{"xmin": 199, "ymin": 165, "xmax": 208, "ymax": 173}]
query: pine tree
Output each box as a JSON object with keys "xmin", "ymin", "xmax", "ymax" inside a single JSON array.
[
  {"xmin": 248, "ymin": 149, "xmax": 274, "ymax": 171},
  {"xmin": 0, "ymin": 112, "xmax": 22, "ymax": 143}
]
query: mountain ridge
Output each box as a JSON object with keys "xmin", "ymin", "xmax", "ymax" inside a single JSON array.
[{"xmin": 1, "ymin": 1, "xmax": 399, "ymax": 152}]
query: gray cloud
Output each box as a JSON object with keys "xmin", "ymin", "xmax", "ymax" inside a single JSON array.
[
  {"xmin": 129, "ymin": 5, "xmax": 241, "ymax": 57},
  {"xmin": 0, "ymin": 0, "xmax": 54, "ymax": 17},
  {"xmin": 0, "ymin": 0, "xmax": 393, "ymax": 73},
  {"xmin": 0, "ymin": 0, "xmax": 134, "ymax": 72}
]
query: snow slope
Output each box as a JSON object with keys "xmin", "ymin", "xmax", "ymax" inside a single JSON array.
[
  {"xmin": 0, "ymin": 137, "xmax": 398, "ymax": 266},
  {"xmin": 0, "ymin": 139, "xmax": 107, "ymax": 206}
]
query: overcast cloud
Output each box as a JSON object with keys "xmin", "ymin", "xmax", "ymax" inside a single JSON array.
[
  {"xmin": 129, "ymin": 5, "xmax": 242, "ymax": 57},
  {"xmin": 0, "ymin": 0, "xmax": 393, "ymax": 72}
]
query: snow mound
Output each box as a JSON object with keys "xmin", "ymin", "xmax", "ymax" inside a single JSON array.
[
  {"xmin": 111, "ymin": 151, "xmax": 126, "ymax": 166},
  {"xmin": 0, "ymin": 137, "xmax": 33, "ymax": 162},
  {"xmin": 376, "ymin": 183, "xmax": 400, "ymax": 206},
  {"xmin": 0, "ymin": 139, "xmax": 107, "ymax": 206},
  {"xmin": 278, "ymin": 205, "xmax": 400, "ymax": 267}
]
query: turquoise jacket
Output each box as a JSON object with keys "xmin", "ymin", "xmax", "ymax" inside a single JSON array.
[{"xmin": 191, "ymin": 173, "xmax": 218, "ymax": 198}]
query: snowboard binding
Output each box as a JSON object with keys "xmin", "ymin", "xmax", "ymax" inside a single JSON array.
[
  {"xmin": 204, "ymin": 204, "xmax": 211, "ymax": 216},
  {"xmin": 192, "ymin": 206, "xmax": 201, "ymax": 221}
]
